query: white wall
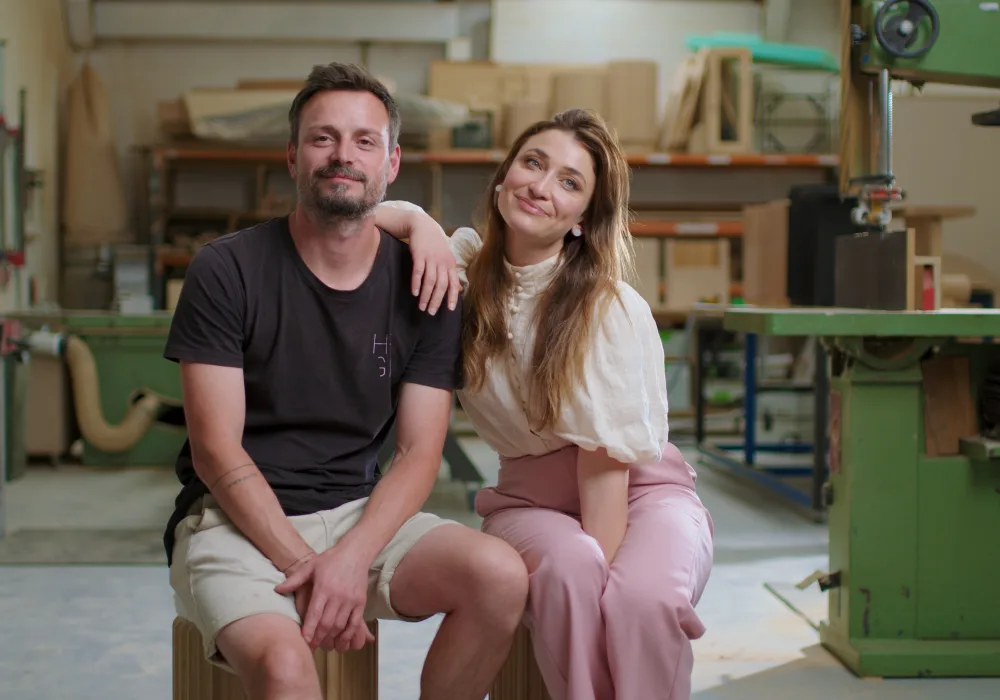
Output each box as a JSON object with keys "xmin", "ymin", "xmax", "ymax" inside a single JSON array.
[
  {"xmin": 892, "ymin": 93, "xmax": 1000, "ymax": 290},
  {"xmin": 491, "ymin": 0, "xmax": 764, "ymax": 119},
  {"xmin": 0, "ymin": 0, "xmax": 73, "ymax": 309}
]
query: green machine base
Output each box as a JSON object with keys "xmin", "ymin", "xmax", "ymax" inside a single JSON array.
[{"xmin": 724, "ymin": 308, "xmax": 1000, "ymax": 678}]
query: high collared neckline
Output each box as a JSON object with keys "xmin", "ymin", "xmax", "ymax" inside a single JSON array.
[{"xmin": 504, "ymin": 252, "xmax": 561, "ymax": 294}]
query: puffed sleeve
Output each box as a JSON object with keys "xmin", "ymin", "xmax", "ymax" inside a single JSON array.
[
  {"xmin": 551, "ymin": 283, "xmax": 670, "ymax": 464},
  {"xmin": 448, "ymin": 226, "xmax": 483, "ymax": 291}
]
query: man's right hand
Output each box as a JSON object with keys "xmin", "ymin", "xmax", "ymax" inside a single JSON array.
[
  {"xmin": 275, "ymin": 545, "xmax": 376, "ymax": 652},
  {"xmin": 284, "ymin": 552, "xmax": 317, "ymax": 621}
]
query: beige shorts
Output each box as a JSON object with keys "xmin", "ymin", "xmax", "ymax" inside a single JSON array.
[{"xmin": 169, "ymin": 495, "xmax": 456, "ymax": 665}]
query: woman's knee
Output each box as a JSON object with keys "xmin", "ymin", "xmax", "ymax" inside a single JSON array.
[
  {"xmin": 602, "ymin": 578, "xmax": 705, "ymax": 640},
  {"xmin": 529, "ymin": 538, "xmax": 609, "ymax": 607},
  {"xmin": 482, "ymin": 510, "xmax": 609, "ymax": 610}
]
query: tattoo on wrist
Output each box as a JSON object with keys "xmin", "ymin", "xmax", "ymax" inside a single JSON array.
[
  {"xmin": 209, "ymin": 463, "xmax": 257, "ymax": 490},
  {"xmin": 224, "ymin": 473, "xmax": 260, "ymax": 489},
  {"xmin": 282, "ymin": 552, "xmax": 314, "ymax": 573}
]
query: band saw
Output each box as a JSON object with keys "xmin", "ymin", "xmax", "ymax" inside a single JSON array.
[{"xmin": 710, "ymin": 1, "xmax": 1000, "ymax": 680}]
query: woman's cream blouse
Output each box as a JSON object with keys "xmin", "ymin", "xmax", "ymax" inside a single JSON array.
[{"xmin": 449, "ymin": 226, "xmax": 670, "ymax": 465}]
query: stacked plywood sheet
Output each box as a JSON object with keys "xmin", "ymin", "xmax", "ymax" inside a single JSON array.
[{"xmin": 426, "ymin": 60, "xmax": 659, "ymax": 150}]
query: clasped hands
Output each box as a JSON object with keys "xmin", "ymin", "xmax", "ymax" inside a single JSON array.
[{"xmin": 275, "ymin": 546, "xmax": 375, "ymax": 653}]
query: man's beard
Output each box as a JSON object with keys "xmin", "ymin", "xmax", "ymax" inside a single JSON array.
[{"xmin": 299, "ymin": 162, "xmax": 387, "ymax": 222}]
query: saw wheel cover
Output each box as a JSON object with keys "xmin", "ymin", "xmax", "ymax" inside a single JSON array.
[{"xmin": 874, "ymin": 0, "xmax": 940, "ymax": 59}]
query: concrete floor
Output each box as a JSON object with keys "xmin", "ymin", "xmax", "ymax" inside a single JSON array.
[{"xmin": 1, "ymin": 440, "xmax": 998, "ymax": 699}]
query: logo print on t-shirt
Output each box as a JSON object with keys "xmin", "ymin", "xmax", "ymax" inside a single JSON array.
[{"xmin": 373, "ymin": 334, "xmax": 392, "ymax": 378}]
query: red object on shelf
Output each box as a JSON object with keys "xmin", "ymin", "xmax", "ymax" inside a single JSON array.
[
  {"xmin": 922, "ymin": 266, "xmax": 936, "ymax": 310},
  {"xmin": 4, "ymin": 250, "xmax": 25, "ymax": 267}
]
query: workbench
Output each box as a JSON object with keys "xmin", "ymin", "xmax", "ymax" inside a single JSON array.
[{"xmin": 723, "ymin": 306, "xmax": 1000, "ymax": 678}]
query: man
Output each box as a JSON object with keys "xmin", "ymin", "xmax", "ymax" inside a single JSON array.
[{"xmin": 163, "ymin": 62, "xmax": 528, "ymax": 700}]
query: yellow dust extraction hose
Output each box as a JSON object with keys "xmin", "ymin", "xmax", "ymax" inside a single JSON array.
[{"xmin": 28, "ymin": 330, "xmax": 162, "ymax": 453}]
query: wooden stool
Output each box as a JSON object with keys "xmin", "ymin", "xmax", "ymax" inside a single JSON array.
[
  {"xmin": 490, "ymin": 623, "xmax": 550, "ymax": 700},
  {"xmin": 171, "ymin": 616, "xmax": 378, "ymax": 699}
]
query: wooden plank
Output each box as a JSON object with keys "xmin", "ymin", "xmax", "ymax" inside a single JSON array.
[
  {"xmin": 701, "ymin": 48, "xmax": 754, "ymax": 155},
  {"xmin": 922, "ymin": 354, "xmax": 978, "ymax": 457},
  {"xmin": 838, "ymin": 0, "xmax": 876, "ymax": 194},
  {"xmin": 631, "ymin": 220, "xmax": 743, "ymax": 237},
  {"xmin": 892, "ymin": 205, "xmax": 977, "ymax": 220},
  {"xmin": 742, "ymin": 199, "xmax": 790, "ymax": 306}
]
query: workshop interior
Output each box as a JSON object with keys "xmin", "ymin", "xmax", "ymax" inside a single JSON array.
[{"xmin": 1, "ymin": 0, "xmax": 1000, "ymax": 698}]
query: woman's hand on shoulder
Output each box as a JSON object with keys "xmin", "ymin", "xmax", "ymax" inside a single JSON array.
[
  {"xmin": 409, "ymin": 215, "xmax": 461, "ymax": 316},
  {"xmin": 375, "ymin": 201, "xmax": 461, "ymax": 315}
]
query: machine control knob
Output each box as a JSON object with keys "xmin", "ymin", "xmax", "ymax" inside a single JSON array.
[{"xmin": 874, "ymin": 0, "xmax": 940, "ymax": 59}]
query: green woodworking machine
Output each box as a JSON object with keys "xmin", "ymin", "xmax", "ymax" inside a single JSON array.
[
  {"xmin": 724, "ymin": 308, "xmax": 1000, "ymax": 679},
  {"xmin": 847, "ymin": 0, "xmax": 1000, "ymax": 230},
  {"xmin": 714, "ymin": 2, "xmax": 1000, "ymax": 680}
]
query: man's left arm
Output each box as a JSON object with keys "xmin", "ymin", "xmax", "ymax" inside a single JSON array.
[
  {"xmin": 336, "ymin": 381, "xmax": 454, "ymax": 563},
  {"xmin": 339, "ymin": 292, "xmax": 463, "ymax": 560}
]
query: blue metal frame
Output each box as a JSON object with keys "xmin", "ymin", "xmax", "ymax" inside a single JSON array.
[{"xmin": 693, "ymin": 321, "xmax": 828, "ymax": 521}]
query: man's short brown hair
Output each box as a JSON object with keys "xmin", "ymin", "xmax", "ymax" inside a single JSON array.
[{"xmin": 288, "ymin": 62, "xmax": 400, "ymax": 148}]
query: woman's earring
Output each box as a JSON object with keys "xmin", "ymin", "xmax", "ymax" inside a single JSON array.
[
  {"xmin": 495, "ymin": 184, "xmax": 502, "ymax": 193},
  {"xmin": 571, "ymin": 225, "xmax": 583, "ymax": 237}
]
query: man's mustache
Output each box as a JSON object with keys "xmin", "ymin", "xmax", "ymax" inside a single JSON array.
[{"xmin": 312, "ymin": 163, "xmax": 367, "ymax": 183}]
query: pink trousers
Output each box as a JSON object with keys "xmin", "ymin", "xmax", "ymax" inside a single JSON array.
[{"xmin": 475, "ymin": 442, "xmax": 714, "ymax": 700}]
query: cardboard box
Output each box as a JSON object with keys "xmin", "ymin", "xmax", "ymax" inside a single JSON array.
[{"xmin": 607, "ymin": 61, "xmax": 658, "ymax": 146}]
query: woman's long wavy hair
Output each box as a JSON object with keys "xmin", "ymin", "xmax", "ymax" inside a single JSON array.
[{"xmin": 462, "ymin": 108, "xmax": 635, "ymax": 431}]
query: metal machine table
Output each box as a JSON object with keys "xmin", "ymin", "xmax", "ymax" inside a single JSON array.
[{"xmin": 723, "ymin": 307, "xmax": 1000, "ymax": 679}]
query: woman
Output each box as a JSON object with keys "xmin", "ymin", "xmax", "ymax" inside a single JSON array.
[{"xmin": 375, "ymin": 109, "xmax": 714, "ymax": 700}]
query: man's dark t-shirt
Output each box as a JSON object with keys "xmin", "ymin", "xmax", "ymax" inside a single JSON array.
[{"xmin": 161, "ymin": 216, "xmax": 463, "ymax": 564}]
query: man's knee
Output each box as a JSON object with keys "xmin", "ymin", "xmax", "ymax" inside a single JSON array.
[
  {"xmin": 256, "ymin": 643, "xmax": 320, "ymax": 692},
  {"xmin": 464, "ymin": 535, "xmax": 529, "ymax": 623},
  {"xmin": 216, "ymin": 615, "xmax": 320, "ymax": 696}
]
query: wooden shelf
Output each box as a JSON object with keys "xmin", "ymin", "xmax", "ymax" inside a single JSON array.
[
  {"xmin": 143, "ymin": 139, "xmax": 833, "ymax": 310},
  {"xmin": 149, "ymin": 142, "xmax": 839, "ymax": 169},
  {"xmin": 631, "ymin": 220, "xmax": 742, "ymax": 237}
]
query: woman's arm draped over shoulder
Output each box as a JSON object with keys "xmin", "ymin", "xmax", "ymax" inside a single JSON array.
[
  {"xmin": 556, "ymin": 285, "xmax": 670, "ymax": 564},
  {"xmin": 373, "ymin": 201, "xmax": 470, "ymax": 314}
]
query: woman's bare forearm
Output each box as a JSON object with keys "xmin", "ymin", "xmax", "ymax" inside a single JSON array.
[
  {"xmin": 577, "ymin": 447, "xmax": 630, "ymax": 563},
  {"xmin": 374, "ymin": 201, "xmax": 427, "ymax": 240}
]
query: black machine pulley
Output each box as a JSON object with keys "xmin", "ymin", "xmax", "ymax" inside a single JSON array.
[{"xmin": 874, "ymin": 0, "xmax": 940, "ymax": 59}]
